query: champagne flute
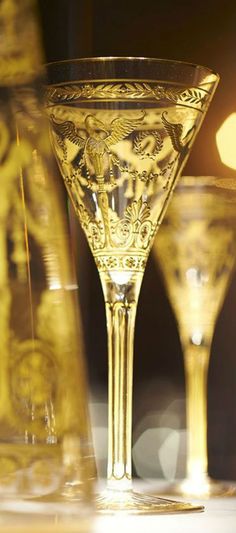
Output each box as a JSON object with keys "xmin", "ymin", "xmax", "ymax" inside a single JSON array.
[
  {"xmin": 153, "ymin": 176, "xmax": 236, "ymax": 497},
  {"xmin": 45, "ymin": 58, "xmax": 218, "ymax": 513}
]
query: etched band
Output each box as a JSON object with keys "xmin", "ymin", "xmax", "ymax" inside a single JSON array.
[
  {"xmin": 46, "ymin": 81, "xmax": 210, "ymax": 112},
  {"xmin": 94, "ymin": 252, "xmax": 147, "ymax": 273}
]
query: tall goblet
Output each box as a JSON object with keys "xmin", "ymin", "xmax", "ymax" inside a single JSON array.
[
  {"xmin": 45, "ymin": 58, "xmax": 218, "ymax": 513},
  {"xmin": 153, "ymin": 176, "xmax": 236, "ymax": 497}
]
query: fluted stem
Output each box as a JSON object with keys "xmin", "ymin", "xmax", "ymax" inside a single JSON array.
[{"xmin": 101, "ymin": 274, "xmax": 142, "ymax": 492}]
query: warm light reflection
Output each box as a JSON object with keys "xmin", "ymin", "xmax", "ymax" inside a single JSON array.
[
  {"xmin": 110, "ymin": 271, "xmax": 133, "ymax": 285},
  {"xmin": 216, "ymin": 113, "xmax": 236, "ymax": 170},
  {"xmin": 191, "ymin": 331, "xmax": 203, "ymax": 346},
  {"xmin": 180, "ymin": 468, "xmax": 211, "ymax": 497},
  {"xmin": 49, "ymin": 281, "xmax": 61, "ymax": 290}
]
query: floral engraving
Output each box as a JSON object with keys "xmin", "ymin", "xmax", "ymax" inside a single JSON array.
[{"xmin": 77, "ymin": 197, "xmax": 155, "ymax": 271}]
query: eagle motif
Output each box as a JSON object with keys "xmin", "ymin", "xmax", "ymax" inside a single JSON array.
[
  {"xmin": 50, "ymin": 112, "xmax": 146, "ymax": 248},
  {"xmin": 50, "ymin": 112, "xmax": 146, "ymax": 176}
]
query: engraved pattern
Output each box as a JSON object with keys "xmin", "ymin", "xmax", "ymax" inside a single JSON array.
[
  {"xmin": 0, "ymin": 106, "xmax": 86, "ymax": 438},
  {"xmin": 154, "ymin": 192, "xmax": 236, "ymax": 343},
  {"xmin": 77, "ymin": 197, "xmax": 155, "ymax": 271},
  {"xmin": 47, "ymin": 83, "xmax": 204, "ymax": 275},
  {"xmin": 50, "ymin": 110, "xmax": 160, "ymax": 271},
  {"xmin": 95, "ymin": 254, "xmax": 146, "ymax": 273},
  {"xmin": 50, "ymin": 109, "xmax": 196, "ymax": 192},
  {"xmin": 133, "ymin": 130, "xmax": 163, "ymax": 159},
  {"xmin": 11, "ymin": 340, "xmax": 57, "ymax": 421},
  {"xmin": 51, "ymin": 111, "xmax": 145, "ymax": 173},
  {"xmin": 0, "ymin": 2, "xmax": 96, "ymax": 500},
  {"xmin": 111, "ymin": 198, "xmax": 155, "ymax": 249},
  {"xmin": 46, "ymin": 82, "xmax": 210, "ymax": 112},
  {"xmin": 153, "ymin": 182, "xmax": 236, "ymax": 498},
  {"xmin": 162, "ymin": 111, "xmax": 195, "ymax": 152},
  {"xmin": 45, "ymin": 62, "xmax": 219, "ymax": 502},
  {"xmin": 0, "ymin": 0, "xmax": 42, "ymax": 84}
]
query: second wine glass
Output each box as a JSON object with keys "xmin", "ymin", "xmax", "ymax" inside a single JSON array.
[{"xmin": 154, "ymin": 175, "xmax": 236, "ymax": 497}]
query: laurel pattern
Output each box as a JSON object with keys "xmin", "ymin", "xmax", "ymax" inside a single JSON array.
[
  {"xmin": 133, "ymin": 130, "xmax": 163, "ymax": 159},
  {"xmin": 46, "ymin": 82, "xmax": 209, "ymax": 111}
]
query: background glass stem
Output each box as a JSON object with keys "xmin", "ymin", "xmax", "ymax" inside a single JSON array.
[{"xmin": 183, "ymin": 341, "xmax": 211, "ymax": 482}]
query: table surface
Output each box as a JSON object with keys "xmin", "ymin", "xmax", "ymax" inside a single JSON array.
[{"xmin": 0, "ymin": 484, "xmax": 235, "ymax": 533}]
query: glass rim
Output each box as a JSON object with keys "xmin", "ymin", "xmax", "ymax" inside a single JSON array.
[{"xmin": 45, "ymin": 56, "xmax": 220, "ymax": 82}]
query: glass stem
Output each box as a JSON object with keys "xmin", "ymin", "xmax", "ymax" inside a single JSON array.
[
  {"xmin": 183, "ymin": 340, "xmax": 211, "ymax": 482},
  {"xmin": 101, "ymin": 274, "xmax": 142, "ymax": 492}
]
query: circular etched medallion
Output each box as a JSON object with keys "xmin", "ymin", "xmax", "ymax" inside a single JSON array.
[{"xmin": 11, "ymin": 341, "xmax": 57, "ymax": 420}]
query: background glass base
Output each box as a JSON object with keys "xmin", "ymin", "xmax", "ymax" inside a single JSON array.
[
  {"xmin": 95, "ymin": 489, "xmax": 203, "ymax": 514},
  {"xmin": 149, "ymin": 477, "xmax": 236, "ymax": 499}
]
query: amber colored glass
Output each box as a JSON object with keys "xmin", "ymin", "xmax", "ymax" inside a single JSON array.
[
  {"xmin": 154, "ymin": 176, "xmax": 236, "ymax": 498},
  {"xmin": 46, "ymin": 57, "xmax": 219, "ymax": 513},
  {"xmin": 0, "ymin": 0, "xmax": 95, "ymax": 519}
]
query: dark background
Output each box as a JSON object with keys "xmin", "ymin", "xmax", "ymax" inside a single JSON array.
[{"xmin": 38, "ymin": 0, "xmax": 236, "ymax": 480}]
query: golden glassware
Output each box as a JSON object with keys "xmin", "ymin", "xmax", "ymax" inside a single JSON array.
[
  {"xmin": 0, "ymin": 0, "xmax": 94, "ymax": 517},
  {"xmin": 46, "ymin": 58, "xmax": 219, "ymax": 513},
  {"xmin": 153, "ymin": 176, "xmax": 236, "ymax": 497}
]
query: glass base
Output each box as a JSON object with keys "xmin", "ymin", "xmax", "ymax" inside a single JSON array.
[
  {"xmin": 150, "ymin": 477, "xmax": 236, "ymax": 499},
  {"xmin": 95, "ymin": 489, "xmax": 203, "ymax": 514},
  {"xmin": 0, "ymin": 491, "xmax": 92, "ymax": 517},
  {"xmin": 0, "ymin": 501, "xmax": 91, "ymax": 533}
]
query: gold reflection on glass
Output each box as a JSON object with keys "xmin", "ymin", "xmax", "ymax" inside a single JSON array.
[
  {"xmin": 0, "ymin": 0, "xmax": 94, "ymax": 516},
  {"xmin": 46, "ymin": 58, "xmax": 218, "ymax": 513},
  {"xmin": 153, "ymin": 176, "xmax": 236, "ymax": 497}
]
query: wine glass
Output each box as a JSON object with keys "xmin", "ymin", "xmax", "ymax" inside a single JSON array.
[
  {"xmin": 45, "ymin": 58, "xmax": 219, "ymax": 513},
  {"xmin": 153, "ymin": 175, "xmax": 236, "ymax": 497},
  {"xmin": 0, "ymin": 0, "xmax": 95, "ymax": 518}
]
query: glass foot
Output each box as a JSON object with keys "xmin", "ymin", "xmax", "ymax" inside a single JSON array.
[
  {"xmin": 0, "ymin": 491, "xmax": 92, "ymax": 517},
  {"xmin": 151, "ymin": 477, "xmax": 236, "ymax": 499},
  {"xmin": 95, "ymin": 489, "xmax": 203, "ymax": 514}
]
